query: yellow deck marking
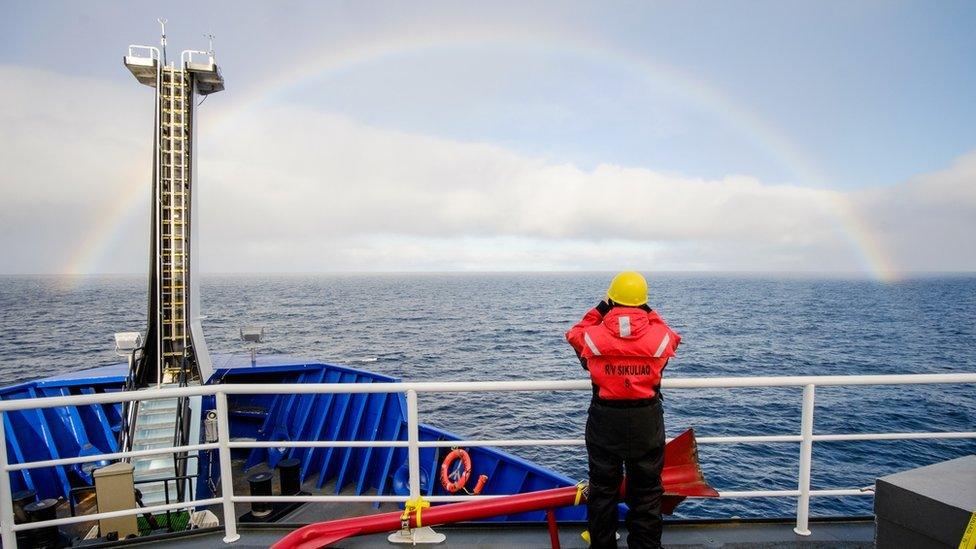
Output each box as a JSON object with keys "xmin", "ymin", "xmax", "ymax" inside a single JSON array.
[{"xmin": 960, "ymin": 511, "xmax": 976, "ymax": 549}]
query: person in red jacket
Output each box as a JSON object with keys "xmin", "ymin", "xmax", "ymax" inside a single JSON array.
[{"xmin": 566, "ymin": 271, "xmax": 680, "ymax": 549}]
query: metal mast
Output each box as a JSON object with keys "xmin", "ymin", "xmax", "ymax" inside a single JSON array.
[
  {"xmin": 120, "ymin": 25, "xmax": 224, "ymax": 506},
  {"xmin": 124, "ymin": 25, "xmax": 224, "ymax": 389}
]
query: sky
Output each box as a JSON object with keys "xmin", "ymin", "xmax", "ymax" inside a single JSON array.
[{"xmin": 0, "ymin": 1, "xmax": 974, "ymax": 279}]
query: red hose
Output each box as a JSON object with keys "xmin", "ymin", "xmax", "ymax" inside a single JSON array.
[{"xmin": 272, "ymin": 429, "xmax": 717, "ymax": 549}]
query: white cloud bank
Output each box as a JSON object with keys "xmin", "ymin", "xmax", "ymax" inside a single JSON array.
[{"xmin": 1, "ymin": 66, "xmax": 973, "ymax": 277}]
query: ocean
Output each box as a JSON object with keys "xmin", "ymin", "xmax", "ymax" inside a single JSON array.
[{"xmin": 1, "ymin": 273, "xmax": 974, "ymax": 520}]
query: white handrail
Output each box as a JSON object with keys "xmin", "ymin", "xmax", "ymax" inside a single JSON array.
[
  {"xmin": 5, "ymin": 443, "xmax": 220, "ymax": 471},
  {"xmin": 9, "ymin": 498, "xmax": 223, "ymax": 531},
  {"xmin": 181, "ymin": 49, "xmax": 213, "ymax": 67},
  {"xmin": 127, "ymin": 45, "xmax": 160, "ymax": 60},
  {"xmin": 215, "ymin": 392, "xmax": 239, "ymax": 543},
  {"xmin": 0, "ymin": 372, "xmax": 973, "ymax": 547},
  {"xmin": 2, "ymin": 373, "xmax": 976, "ymax": 412},
  {"xmin": 795, "ymin": 384, "xmax": 816, "ymax": 535}
]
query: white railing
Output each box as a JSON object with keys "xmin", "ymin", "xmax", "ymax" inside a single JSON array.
[
  {"xmin": 1, "ymin": 373, "xmax": 975, "ymax": 547},
  {"xmin": 126, "ymin": 45, "xmax": 160, "ymax": 61}
]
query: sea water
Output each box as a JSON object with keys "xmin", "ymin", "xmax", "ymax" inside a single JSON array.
[{"xmin": 1, "ymin": 273, "xmax": 974, "ymax": 519}]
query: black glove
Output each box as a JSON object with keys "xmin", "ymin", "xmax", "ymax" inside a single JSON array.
[
  {"xmin": 575, "ymin": 350, "xmax": 589, "ymax": 371},
  {"xmin": 595, "ymin": 300, "xmax": 611, "ymax": 316}
]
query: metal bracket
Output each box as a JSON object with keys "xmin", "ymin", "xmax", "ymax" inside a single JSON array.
[{"xmin": 387, "ymin": 526, "xmax": 446, "ymax": 545}]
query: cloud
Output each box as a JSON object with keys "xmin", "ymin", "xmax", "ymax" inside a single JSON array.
[
  {"xmin": 851, "ymin": 152, "xmax": 976, "ymax": 272},
  {"xmin": 207, "ymin": 106, "xmax": 842, "ymax": 243},
  {"xmin": 1, "ymin": 65, "xmax": 974, "ymax": 277},
  {"xmin": 0, "ymin": 66, "xmax": 149, "ymax": 274},
  {"xmin": 199, "ymin": 106, "xmax": 854, "ymax": 273}
]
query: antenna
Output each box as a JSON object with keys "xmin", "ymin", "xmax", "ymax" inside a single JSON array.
[
  {"xmin": 157, "ymin": 18, "xmax": 168, "ymax": 65},
  {"xmin": 205, "ymin": 32, "xmax": 216, "ymax": 58}
]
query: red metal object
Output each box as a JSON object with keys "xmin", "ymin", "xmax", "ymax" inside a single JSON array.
[
  {"xmin": 272, "ymin": 428, "xmax": 717, "ymax": 549},
  {"xmin": 473, "ymin": 473, "xmax": 489, "ymax": 495},
  {"xmin": 546, "ymin": 508, "xmax": 561, "ymax": 549},
  {"xmin": 658, "ymin": 427, "xmax": 720, "ymax": 513}
]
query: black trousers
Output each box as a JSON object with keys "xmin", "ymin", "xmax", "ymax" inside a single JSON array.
[{"xmin": 585, "ymin": 399, "xmax": 665, "ymax": 549}]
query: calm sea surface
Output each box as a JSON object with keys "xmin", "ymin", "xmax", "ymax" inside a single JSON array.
[{"xmin": 1, "ymin": 273, "xmax": 974, "ymax": 519}]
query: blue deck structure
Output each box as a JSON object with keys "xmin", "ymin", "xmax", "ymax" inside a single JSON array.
[
  {"xmin": 0, "ymin": 356, "xmax": 586, "ymax": 523},
  {"xmin": 0, "ymin": 366, "xmax": 128, "ymax": 500}
]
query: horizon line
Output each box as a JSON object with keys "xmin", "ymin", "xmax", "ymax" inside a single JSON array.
[{"xmin": 3, "ymin": 269, "xmax": 975, "ymax": 278}]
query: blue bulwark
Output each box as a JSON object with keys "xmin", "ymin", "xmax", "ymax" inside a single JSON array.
[
  {"xmin": 1, "ymin": 357, "xmax": 586, "ymax": 522},
  {"xmin": 0, "ymin": 374, "xmax": 126, "ymax": 499}
]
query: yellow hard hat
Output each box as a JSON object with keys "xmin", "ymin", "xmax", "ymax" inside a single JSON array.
[{"xmin": 606, "ymin": 271, "xmax": 648, "ymax": 306}]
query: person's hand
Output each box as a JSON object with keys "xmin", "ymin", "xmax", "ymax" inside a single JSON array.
[{"xmin": 595, "ymin": 300, "xmax": 611, "ymax": 316}]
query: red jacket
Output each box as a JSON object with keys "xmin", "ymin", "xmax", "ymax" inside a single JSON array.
[{"xmin": 566, "ymin": 306, "xmax": 680, "ymax": 400}]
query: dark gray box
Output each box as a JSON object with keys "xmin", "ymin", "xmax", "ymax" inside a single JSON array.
[{"xmin": 875, "ymin": 455, "xmax": 976, "ymax": 548}]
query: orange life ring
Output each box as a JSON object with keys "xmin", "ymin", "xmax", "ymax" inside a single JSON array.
[{"xmin": 440, "ymin": 449, "xmax": 472, "ymax": 493}]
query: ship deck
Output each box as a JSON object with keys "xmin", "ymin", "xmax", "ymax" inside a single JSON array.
[
  {"xmin": 117, "ymin": 518, "xmax": 875, "ymax": 548},
  {"xmin": 56, "ymin": 457, "xmax": 874, "ymax": 547},
  {"xmin": 170, "ymin": 459, "xmax": 873, "ymax": 548}
]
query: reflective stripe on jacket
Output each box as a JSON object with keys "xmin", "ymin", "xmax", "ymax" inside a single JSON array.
[{"xmin": 566, "ymin": 306, "xmax": 680, "ymax": 400}]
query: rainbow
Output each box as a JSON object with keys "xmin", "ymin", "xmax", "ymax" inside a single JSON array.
[
  {"xmin": 63, "ymin": 171, "xmax": 148, "ymax": 277},
  {"xmin": 63, "ymin": 28, "xmax": 899, "ymax": 281},
  {"xmin": 829, "ymin": 193, "xmax": 899, "ymax": 283}
]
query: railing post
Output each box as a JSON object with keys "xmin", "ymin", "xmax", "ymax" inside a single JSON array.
[
  {"xmin": 794, "ymin": 384, "xmax": 815, "ymax": 536},
  {"xmin": 406, "ymin": 390, "xmax": 421, "ymax": 501},
  {"xmin": 0, "ymin": 413, "xmax": 17, "ymax": 549},
  {"xmin": 215, "ymin": 392, "xmax": 240, "ymax": 543},
  {"xmin": 389, "ymin": 389, "xmax": 446, "ymax": 544}
]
